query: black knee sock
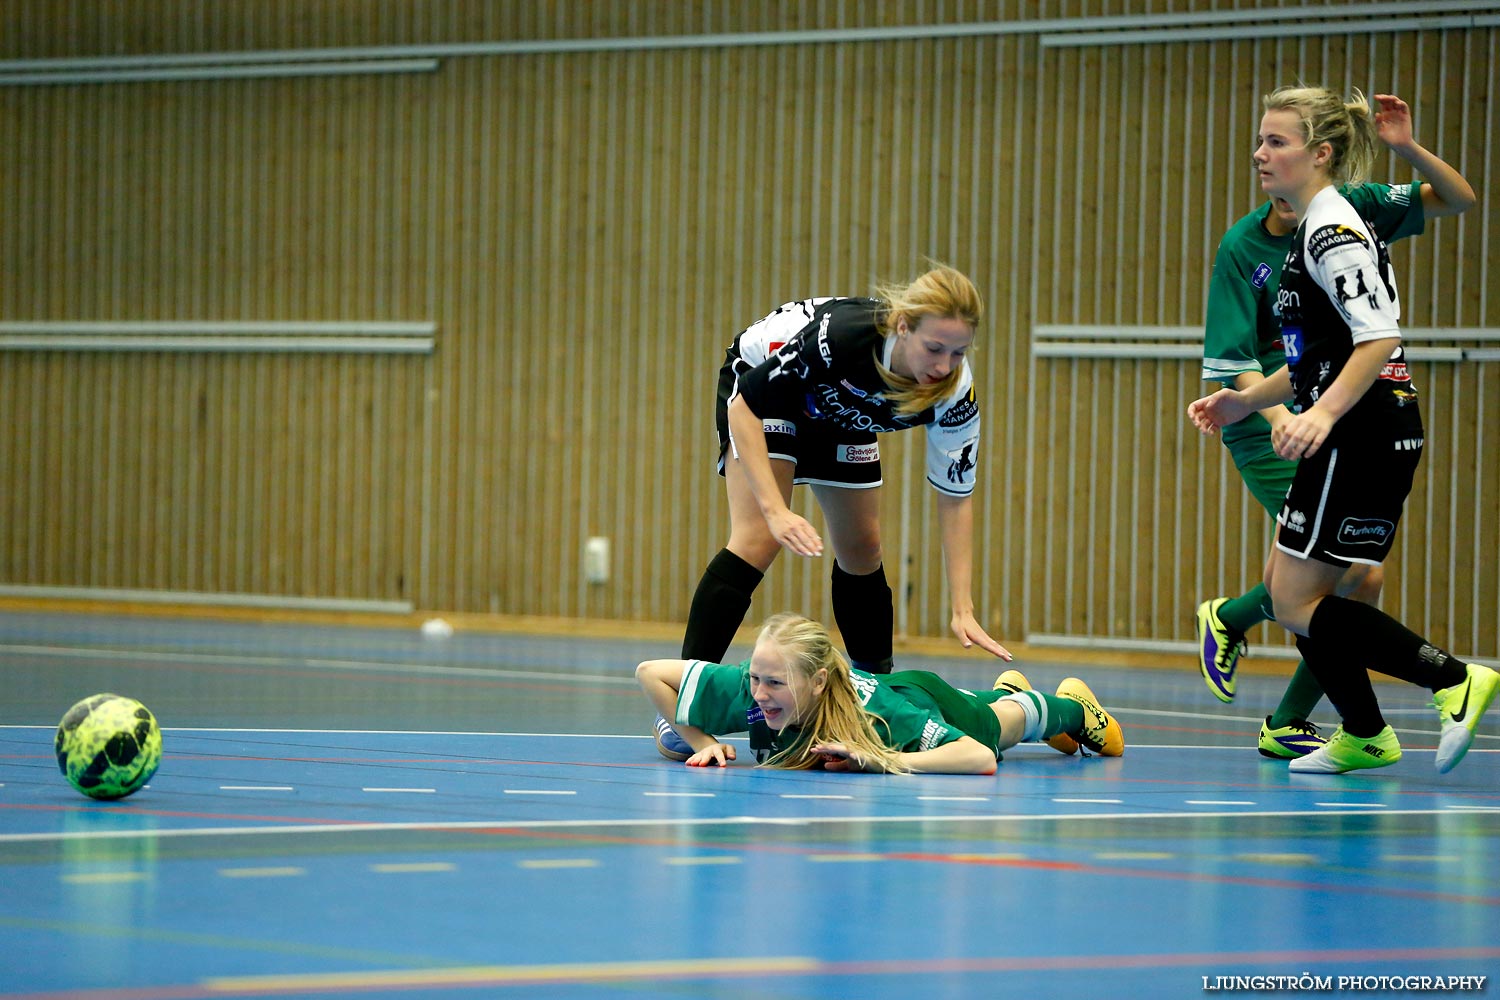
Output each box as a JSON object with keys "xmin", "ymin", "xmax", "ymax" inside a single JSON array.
[
  {"xmin": 1294, "ymin": 633, "xmax": 1386, "ymax": 738},
  {"xmin": 1308, "ymin": 595, "xmax": 1468, "ymax": 691},
  {"xmin": 681, "ymin": 549, "xmax": 764, "ymax": 662},
  {"xmin": 831, "ymin": 561, "xmax": 894, "ymax": 673}
]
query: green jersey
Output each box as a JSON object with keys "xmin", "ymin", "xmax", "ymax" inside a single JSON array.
[
  {"xmin": 674, "ymin": 660, "xmax": 1003, "ymax": 757},
  {"xmin": 1201, "ymin": 182, "xmax": 1424, "ymax": 446}
]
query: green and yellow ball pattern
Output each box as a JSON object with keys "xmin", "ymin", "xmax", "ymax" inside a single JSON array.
[{"xmin": 55, "ymin": 694, "xmax": 162, "ymax": 800}]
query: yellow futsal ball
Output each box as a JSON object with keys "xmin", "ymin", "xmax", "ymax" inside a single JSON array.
[{"xmin": 54, "ymin": 694, "xmax": 162, "ymax": 800}]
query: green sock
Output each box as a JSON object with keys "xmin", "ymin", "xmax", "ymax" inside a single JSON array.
[
  {"xmin": 1217, "ymin": 582, "xmax": 1274, "ymax": 635},
  {"xmin": 1269, "ymin": 661, "xmax": 1325, "ymax": 727},
  {"xmin": 1040, "ymin": 693, "xmax": 1084, "ymax": 740}
]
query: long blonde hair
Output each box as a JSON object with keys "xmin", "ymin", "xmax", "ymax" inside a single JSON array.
[
  {"xmin": 755, "ymin": 613, "xmax": 911, "ymax": 774},
  {"xmin": 1262, "ymin": 85, "xmax": 1380, "ymax": 187},
  {"xmin": 872, "ymin": 264, "xmax": 982, "ymax": 417}
]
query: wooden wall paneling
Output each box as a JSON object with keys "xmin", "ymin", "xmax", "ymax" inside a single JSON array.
[
  {"xmin": 1, "ymin": 7, "xmax": 1496, "ymax": 654},
  {"xmin": 1479, "ymin": 361, "xmax": 1500, "ymax": 657}
]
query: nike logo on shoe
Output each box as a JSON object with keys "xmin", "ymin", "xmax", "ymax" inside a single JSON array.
[{"xmin": 1451, "ymin": 681, "xmax": 1471, "ymax": 723}]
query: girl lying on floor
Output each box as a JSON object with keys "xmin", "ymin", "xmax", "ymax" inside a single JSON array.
[{"xmin": 636, "ymin": 612, "xmax": 1123, "ymax": 773}]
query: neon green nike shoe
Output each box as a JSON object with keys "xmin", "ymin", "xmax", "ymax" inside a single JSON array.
[
  {"xmin": 1257, "ymin": 717, "xmax": 1326, "ymax": 759},
  {"xmin": 1288, "ymin": 725, "xmax": 1401, "ymax": 773},
  {"xmin": 1433, "ymin": 663, "xmax": 1499, "ymax": 774},
  {"xmin": 1196, "ymin": 597, "xmax": 1247, "ymax": 703}
]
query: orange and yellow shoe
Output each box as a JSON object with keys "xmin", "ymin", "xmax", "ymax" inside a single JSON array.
[
  {"xmin": 1055, "ymin": 677, "xmax": 1124, "ymax": 757},
  {"xmin": 992, "ymin": 669, "xmax": 1079, "ymax": 755}
]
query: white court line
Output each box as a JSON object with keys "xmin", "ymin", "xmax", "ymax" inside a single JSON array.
[
  {"xmin": 362, "ymin": 787, "xmax": 436, "ymax": 794},
  {"xmin": 1185, "ymin": 800, "xmax": 1257, "ymax": 805},
  {"xmin": 1052, "ymin": 798, "xmax": 1123, "ymax": 804},
  {"xmin": 917, "ymin": 796, "xmax": 989, "ymax": 802},
  {"xmin": 0, "ymin": 723, "xmax": 743, "ymax": 740},
  {"xmin": 0, "ymin": 642, "xmax": 641, "ymax": 687},
  {"xmin": 644, "ymin": 792, "xmax": 716, "ymax": 798},
  {"xmin": 1097, "ymin": 743, "xmax": 1500, "ymax": 751},
  {"xmin": 219, "ymin": 866, "xmax": 306, "ymax": 878},
  {"xmin": 503, "ymin": 789, "xmax": 576, "ymax": 796},
  {"xmin": 2, "ymin": 723, "xmax": 1495, "ymax": 747},
  {"xmin": 4, "ymin": 807, "xmax": 1493, "ymax": 844},
  {"xmin": 1314, "ymin": 802, "xmax": 1388, "ymax": 808},
  {"xmin": 780, "ymin": 794, "xmax": 853, "ymax": 800},
  {"xmin": 220, "ymin": 785, "xmax": 295, "ymax": 791}
]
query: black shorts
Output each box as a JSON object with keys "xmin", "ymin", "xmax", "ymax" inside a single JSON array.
[
  {"xmin": 1275, "ymin": 414, "xmax": 1424, "ymax": 567},
  {"xmin": 714, "ymin": 359, "xmax": 882, "ymax": 489}
]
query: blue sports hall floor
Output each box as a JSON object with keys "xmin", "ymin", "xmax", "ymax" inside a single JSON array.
[{"xmin": 1, "ymin": 608, "xmax": 1497, "ymax": 999}]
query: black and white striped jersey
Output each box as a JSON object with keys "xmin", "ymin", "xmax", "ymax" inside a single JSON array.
[
  {"xmin": 726, "ymin": 296, "xmax": 980, "ymax": 496},
  {"xmin": 1279, "ymin": 186, "xmax": 1416, "ymax": 429}
]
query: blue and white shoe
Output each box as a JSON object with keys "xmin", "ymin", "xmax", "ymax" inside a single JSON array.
[{"xmin": 654, "ymin": 715, "xmax": 693, "ymax": 762}]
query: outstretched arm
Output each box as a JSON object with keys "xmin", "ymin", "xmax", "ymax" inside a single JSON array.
[
  {"xmin": 811, "ymin": 734, "xmax": 997, "ymax": 775},
  {"xmin": 935, "ymin": 493, "xmax": 1012, "ymax": 661},
  {"xmin": 1373, "ymin": 93, "xmax": 1477, "ymax": 219},
  {"xmin": 635, "ymin": 659, "xmax": 738, "ymax": 766}
]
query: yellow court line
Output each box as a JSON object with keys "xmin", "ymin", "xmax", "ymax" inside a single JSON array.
[
  {"xmin": 61, "ymin": 871, "xmax": 148, "ymax": 884},
  {"xmin": 371, "ymin": 862, "xmax": 456, "ymax": 873},
  {"xmin": 1093, "ymin": 852, "xmax": 1176, "ymax": 861},
  {"xmin": 218, "ymin": 867, "xmax": 308, "ymax": 878},
  {"xmin": 202, "ymin": 955, "xmax": 819, "ymax": 993},
  {"xmin": 1234, "ymin": 853, "xmax": 1320, "ymax": 865},
  {"xmin": 517, "ymin": 858, "xmax": 599, "ymax": 869}
]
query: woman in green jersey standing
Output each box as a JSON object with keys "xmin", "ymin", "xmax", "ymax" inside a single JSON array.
[{"xmin": 1192, "ymin": 93, "xmax": 1474, "ymax": 758}]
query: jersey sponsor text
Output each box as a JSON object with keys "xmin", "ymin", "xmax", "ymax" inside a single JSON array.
[
  {"xmin": 1337, "ymin": 517, "xmax": 1394, "ymax": 546},
  {"xmin": 838, "ymin": 443, "xmax": 880, "ymax": 464}
]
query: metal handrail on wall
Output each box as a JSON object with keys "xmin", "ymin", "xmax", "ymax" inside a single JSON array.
[
  {"xmin": 0, "ymin": 321, "xmax": 437, "ymax": 354},
  {"xmin": 2, "ymin": 2, "xmax": 1497, "ymax": 85},
  {"xmin": 1032, "ymin": 326, "xmax": 1500, "ymax": 363}
]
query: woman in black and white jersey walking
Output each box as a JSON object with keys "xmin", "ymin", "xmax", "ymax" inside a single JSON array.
[
  {"xmin": 1188, "ymin": 86, "xmax": 1496, "ymax": 774},
  {"xmin": 656, "ymin": 266, "xmax": 1011, "ymax": 759}
]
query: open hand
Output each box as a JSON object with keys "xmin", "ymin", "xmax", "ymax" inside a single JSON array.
[
  {"xmin": 810, "ymin": 742, "xmax": 867, "ymax": 772},
  {"xmin": 951, "ymin": 610, "xmax": 1012, "ymax": 661},
  {"xmin": 686, "ymin": 743, "xmax": 737, "ymax": 767}
]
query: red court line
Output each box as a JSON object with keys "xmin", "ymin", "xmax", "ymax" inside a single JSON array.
[{"xmin": 462, "ymin": 826, "xmax": 1500, "ymax": 908}]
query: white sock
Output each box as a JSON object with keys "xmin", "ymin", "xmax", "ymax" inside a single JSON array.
[{"xmin": 1002, "ymin": 691, "xmax": 1047, "ymax": 742}]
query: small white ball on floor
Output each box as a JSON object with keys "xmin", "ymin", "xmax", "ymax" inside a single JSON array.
[{"xmin": 420, "ymin": 617, "xmax": 454, "ymax": 639}]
